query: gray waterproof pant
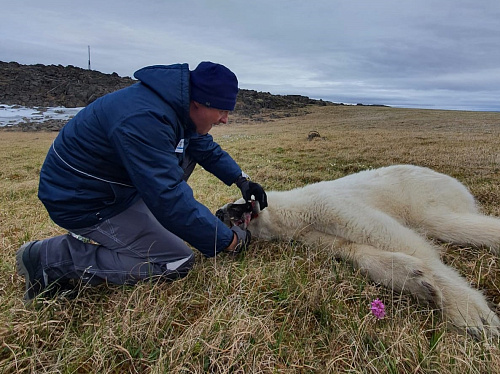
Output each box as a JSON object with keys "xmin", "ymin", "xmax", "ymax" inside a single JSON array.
[{"xmin": 40, "ymin": 157, "xmax": 198, "ymax": 286}]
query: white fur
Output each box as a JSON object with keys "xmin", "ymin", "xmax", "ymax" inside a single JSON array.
[{"xmin": 239, "ymin": 165, "xmax": 500, "ymax": 338}]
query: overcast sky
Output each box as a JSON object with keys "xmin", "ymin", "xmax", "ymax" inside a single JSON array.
[{"xmin": 2, "ymin": 1, "xmax": 500, "ymax": 111}]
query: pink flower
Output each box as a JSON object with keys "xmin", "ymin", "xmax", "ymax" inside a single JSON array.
[{"xmin": 370, "ymin": 298, "xmax": 385, "ymax": 319}]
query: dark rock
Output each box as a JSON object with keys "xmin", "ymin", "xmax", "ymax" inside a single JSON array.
[{"xmin": 1, "ymin": 61, "xmax": 341, "ymax": 131}]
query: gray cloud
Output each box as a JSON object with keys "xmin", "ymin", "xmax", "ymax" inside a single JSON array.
[{"xmin": 1, "ymin": 0, "xmax": 499, "ymax": 111}]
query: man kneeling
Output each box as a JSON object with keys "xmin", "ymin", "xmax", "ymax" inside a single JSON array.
[{"xmin": 16, "ymin": 61, "xmax": 267, "ymax": 300}]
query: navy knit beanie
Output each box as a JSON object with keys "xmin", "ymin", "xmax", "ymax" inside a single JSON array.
[{"xmin": 190, "ymin": 61, "xmax": 238, "ymax": 111}]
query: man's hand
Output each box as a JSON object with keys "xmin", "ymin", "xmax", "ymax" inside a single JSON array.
[
  {"xmin": 235, "ymin": 176, "xmax": 268, "ymax": 210},
  {"xmin": 225, "ymin": 226, "xmax": 251, "ymax": 255}
]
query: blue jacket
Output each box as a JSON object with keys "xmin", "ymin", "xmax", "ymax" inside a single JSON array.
[{"xmin": 38, "ymin": 64, "xmax": 241, "ymax": 256}]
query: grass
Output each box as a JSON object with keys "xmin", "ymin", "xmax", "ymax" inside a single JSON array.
[{"xmin": 1, "ymin": 105, "xmax": 500, "ymax": 373}]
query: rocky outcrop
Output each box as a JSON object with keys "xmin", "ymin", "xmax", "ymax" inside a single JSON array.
[
  {"xmin": 0, "ymin": 61, "xmax": 344, "ymax": 131},
  {"xmin": 1, "ymin": 61, "xmax": 336, "ymax": 111},
  {"xmin": 0, "ymin": 61, "xmax": 135, "ymax": 108}
]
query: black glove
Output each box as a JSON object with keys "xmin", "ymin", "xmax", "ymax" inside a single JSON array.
[
  {"xmin": 235, "ymin": 176, "xmax": 268, "ymax": 210},
  {"xmin": 225, "ymin": 226, "xmax": 251, "ymax": 255}
]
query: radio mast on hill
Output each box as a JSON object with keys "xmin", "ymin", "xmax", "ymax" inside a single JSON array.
[{"xmin": 88, "ymin": 45, "xmax": 91, "ymax": 70}]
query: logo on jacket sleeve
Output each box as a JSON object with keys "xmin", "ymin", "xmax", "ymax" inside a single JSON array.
[{"xmin": 175, "ymin": 139, "xmax": 185, "ymax": 153}]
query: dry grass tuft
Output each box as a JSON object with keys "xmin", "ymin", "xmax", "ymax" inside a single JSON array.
[{"xmin": 1, "ymin": 106, "xmax": 500, "ymax": 373}]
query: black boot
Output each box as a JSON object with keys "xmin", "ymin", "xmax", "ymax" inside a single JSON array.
[{"xmin": 16, "ymin": 241, "xmax": 75, "ymax": 301}]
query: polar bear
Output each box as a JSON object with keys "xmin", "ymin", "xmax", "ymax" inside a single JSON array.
[{"xmin": 217, "ymin": 165, "xmax": 500, "ymax": 339}]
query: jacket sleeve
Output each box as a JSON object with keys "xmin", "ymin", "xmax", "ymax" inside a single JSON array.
[
  {"xmin": 186, "ymin": 133, "xmax": 243, "ymax": 185},
  {"xmin": 108, "ymin": 111, "xmax": 234, "ymax": 257}
]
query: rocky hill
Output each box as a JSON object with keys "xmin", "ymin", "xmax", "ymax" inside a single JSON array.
[{"xmin": 1, "ymin": 61, "xmax": 338, "ymax": 130}]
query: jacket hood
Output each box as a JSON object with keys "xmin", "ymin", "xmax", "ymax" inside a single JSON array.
[{"xmin": 134, "ymin": 64, "xmax": 191, "ymax": 125}]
